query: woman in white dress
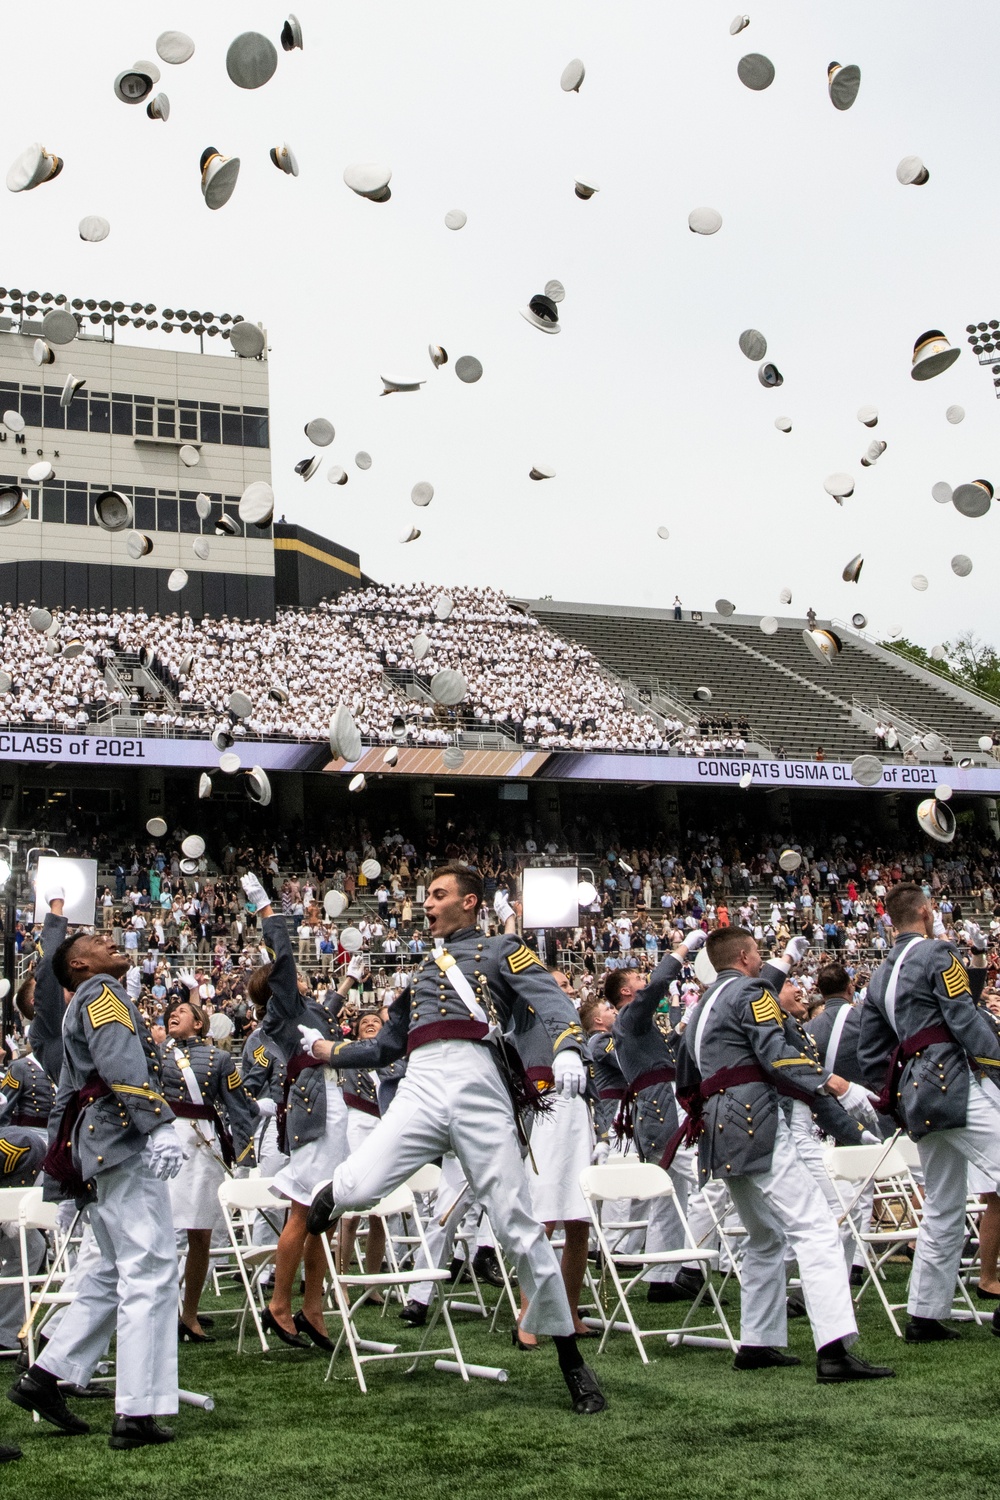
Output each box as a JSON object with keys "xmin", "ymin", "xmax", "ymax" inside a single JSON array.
[
  {"xmin": 243, "ymin": 874, "xmax": 353, "ymax": 1352},
  {"xmin": 161, "ymin": 988, "xmax": 261, "ymax": 1342},
  {"xmin": 514, "ymin": 967, "xmax": 595, "ymax": 1348}
]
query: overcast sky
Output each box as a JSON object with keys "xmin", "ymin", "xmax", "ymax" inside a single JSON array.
[{"xmin": 6, "ymin": 1, "xmax": 1000, "ymax": 647}]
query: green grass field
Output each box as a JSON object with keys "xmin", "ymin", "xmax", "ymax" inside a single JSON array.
[{"xmin": 5, "ymin": 1266, "xmax": 999, "ymax": 1500}]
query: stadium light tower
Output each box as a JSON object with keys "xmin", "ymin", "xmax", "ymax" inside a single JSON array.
[{"xmin": 965, "ymin": 322, "xmax": 1000, "ymax": 398}]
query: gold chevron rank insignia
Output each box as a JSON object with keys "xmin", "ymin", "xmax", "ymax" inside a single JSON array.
[
  {"xmin": 252, "ymin": 1045, "xmax": 268, "ymax": 1068},
  {"xmin": 86, "ymin": 986, "xmax": 135, "ymax": 1033},
  {"xmin": 941, "ymin": 958, "xmax": 970, "ymax": 999},
  {"xmin": 227, "ymin": 1069, "xmax": 243, "ymax": 1091},
  {"xmin": 751, "ymin": 993, "xmax": 783, "ymax": 1026},
  {"xmin": 0, "ymin": 1071, "xmax": 19, "ymax": 1091},
  {"xmin": 0, "ymin": 1137, "xmax": 28, "ymax": 1174},
  {"xmin": 507, "ymin": 944, "xmax": 544, "ymax": 974}
]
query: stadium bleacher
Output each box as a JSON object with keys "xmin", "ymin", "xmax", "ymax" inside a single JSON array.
[{"xmin": 523, "ymin": 602, "xmax": 1000, "ymax": 761}]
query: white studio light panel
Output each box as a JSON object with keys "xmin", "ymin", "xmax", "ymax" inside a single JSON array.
[
  {"xmin": 521, "ymin": 866, "xmax": 579, "ymax": 930},
  {"xmin": 33, "ymin": 855, "xmax": 98, "ymax": 925}
]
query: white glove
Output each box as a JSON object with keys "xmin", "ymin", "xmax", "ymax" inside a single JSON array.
[
  {"xmin": 177, "ymin": 967, "xmax": 199, "ymax": 992},
  {"xmin": 839, "ymin": 1081, "xmax": 880, "ymax": 1129},
  {"xmin": 3, "ymin": 1035, "xmax": 18, "ymax": 1060},
  {"xmin": 347, "ymin": 955, "xmax": 366, "ymax": 980},
  {"xmin": 297, "ymin": 1023, "xmax": 325, "ymax": 1058},
  {"xmin": 125, "ymin": 967, "xmax": 142, "ymax": 1002},
  {"xmin": 784, "ymin": 935, "xmax": 810, "ymax": 963},
  {"xmin": 56, "ymin": 1199, "xmax": 78, "ymax": 1231},
  {"xmin": 256, "ymin": 1097, "xmax": 277, "ymax": 1118},
  {"xmin": 683, "ymin": 929, "xmax": 707, "ymax": 954},
  {"xmin": 590, "ymin": 1140, "xmax": 610, "ymax": 1166},
  {"xmin": 45, "ymin": 885, "xmax": 65, "ymax": 905},
  {"xmin": 932, "ymin": 911, "xmax": 946, "ymax": 939},
  {"xmin": 142, "ymin": 1123, "xmax": 185, "ymax": 1181},
  {"xmin": 494, "ymin": 890, "xmax": 515, "ymax": 923},
  {"xmin": 860, "ymin": 1129, "xmax": 881, "ymax": 1145},
  {"xmin": 241, "ymin": 873, "xmax": 270, "ymax": 910},
  {"xmin": 965, "ymin": 922, "xmax": 987, "ymax": 953},
  {"xmin": 553, "ymin": 1050, "xmax": 587, "ymax": 1098}
]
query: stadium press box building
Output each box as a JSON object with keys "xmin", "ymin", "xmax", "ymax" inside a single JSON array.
[{"xmin": 0, "ymin": 312, "xmax": 277, "ymax": 617}]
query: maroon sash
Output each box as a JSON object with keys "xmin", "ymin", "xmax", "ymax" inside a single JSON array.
[
  {"xmin": 871, "ymin": 1024, "xmax": 955, "ymax": 1119},
  {"xmin": 660, "ymin": 1063, "xmax": 815, "ymax": 1171},
  {"xmin": 613, "ymin": 1065, "xmax": 676, "ymax": 1145},
  {"xmin": 41, "ymin": 1078, "xmax": 111, "ymax": 1198},
  {"xmin": 171, "ymin": 1098, "xmax": 236, "ymax": 1168},
  {"xmin": 277, "ymin": 1052, "xmax": 322, "ymax": 1153}
]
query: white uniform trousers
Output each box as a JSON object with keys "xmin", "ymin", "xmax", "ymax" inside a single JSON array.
[
  {"xmin": 38, "ymin": 1155, "xmax": 179, "ymax": 1415},
  {"xmin": 331, "ymin": 1040, "xmax": 575, "ymax": 1336},
  {"xmin": 724, "ymin": 1115, "xmax": 857, "ymax": 1350},
  {"xmin": 651, "ymin": 1144, "xmax": 733, "ymax": 1279},
  {"xmin": 910, "ymin": 1078, "xmax": 1000, "ymax": 1319},
  {"xmin": 788, "ymin": 1101, "xmax": 853, "ymax": 1270},
  {"xmin": 43, "ymin": 1214, "xmax": 102, "ymax": 1340},
  {"xmin": 410, "ymin": 1150, "xmax": 471, "ymax": 1307}
]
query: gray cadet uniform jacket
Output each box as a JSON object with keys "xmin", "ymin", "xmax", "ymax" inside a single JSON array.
[
  {"xmin": 47, "ymin": 971, "xmax": 174, "ymax": 1192},
  {"xmin": 341, "ymin": 1067, "xmax": 380, "ymax": 1118},
  {"xmin": 318, "ymin": 927, "xmax": 585, "ymax": 1092},
  {"xmin": 611, "ymin": 951, "xmax": 683, "ymax": 1159},
  {"xmin": 27, "ymin": 910, "xmax": 69, "ymax": 1082},
  {"xmin": 857, "ymin": 934, "xmax": 998, "ymax": 1139},
  {"xmin": 260, "ymin": 914, "xmax": 346, "ymax": 1151},
  {"xmin": 806, "ymin": 994, "xmax": 863, "ymax": 1081},
  {"xmin": 587, "ymin": 1031, "xmax": 626, "ymax": 1144},
  {"xmin": 0, "ymin": 1123, "xmax": 46, "ymax": 1186},
  {"xmin": 162, "ymin": 1036, "xmax": 260, "ymax": 1166},
  {"xmin": 240, "ymin": 1023, "xmax": 286, "ymax": 1105},
  {"xmin": 675, "ymin": 964, "xmax": 862, "ymax": 1181},
  {"xmin": 0, "ymin": 1055, "xmax": 57, "ymax": 1127}
]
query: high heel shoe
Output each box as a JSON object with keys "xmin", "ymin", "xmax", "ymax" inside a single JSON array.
[
  {"xmin": 294, "ymin": 1309, "xmax": 336, "ymax": 1352},
  {"xmin": 178, "ymin": 1318, "xmax": 215, "ymax": 1344},
  {"xmin": 261, "ymin": 1307, "xmax": 310, "ymax": 1348},
  {"xmin": 511, "ymin": 1326, "xmax": 537, "ymax": 1352},
  {"xmin": 976, "ymin": 1285, "xmax": 1000, "ymax": 1301}
]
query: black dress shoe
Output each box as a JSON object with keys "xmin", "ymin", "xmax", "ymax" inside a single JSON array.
[
  {"xmin": 178, "ymin": 1318, "xmax": 215, "ymax": 1344},
  {"xmin": 816, "ymin": 1350, "xmax": 896, "ymax": 1383},
  {"xmin": 904, "ymin": 1317, "xmax": 960, "ymax": 1343},
  {"xmin": 673, "ymin": 1267, "xmax": 706, "ymax": 1297},
  {"xmin": 294, "ymin": 1310, "xmax": 335, "ymax": 1352},
  {"xmin": 563, "ymin": 1363, "xmax": 607, "ymax": 1415},
  {"xmin": 261, "ymin": 1308, "xmax": 310, "ymax": 1348},
  {"xmin": 109, "ymin": 1415, "xmax": 175, "ymax": 1450},
  {"xmin": 0, "ymin": 1444, "xmax": 22, "ymax": 1462},
  {"xmin": 849, "ymin": 1266, "xmax": 866, "ymax": 1287},
  {"xmin": 733, "ymin": 1345, "xmax": 801, "ymax": 1370},
  {"xmin": 472, "ymin": 1247, "xmax": 505, "ymax": 1288},
  {"xmin": 62, "ymin": 1382, "xmax": 114, "ymax": 1400},
  {"xmin": 976, "ymin": 1285, "xmax": 1000, "ymax": 1302},
  {"xmin": 786, "ymin": 1293, "xmax": 808, "ymax": 1319},
  {"xmin": 7, "ymin": 1370, "xmax": 91, "ymax": 1435},
  {"xmin": 399, "ymin": 1300, "xmax": 428, "ymax": 1327},
  {"xmin": 306, "ymin": 1181, "xmax": 337, "ymax": 1236},
  {"xmin": 447, "ymin": 1257, "xmax": 469, "ymax": 1284},
  {"xmin": 646, "ymin": 1281, "xmax": 690, "ymax": 1304}
]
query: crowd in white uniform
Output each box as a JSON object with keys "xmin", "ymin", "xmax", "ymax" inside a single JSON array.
[{"xmin": 0, "ymin": 590, "xmax": 680, "ymax": 752}]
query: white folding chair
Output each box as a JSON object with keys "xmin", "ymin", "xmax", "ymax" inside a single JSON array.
[
  {"xmin": 580, "ymin": 1161, "xmax": 736, "ymax": 1362},
  {"xmin": 320, "ymin": 1183, "xmax": 476, "ymax": 1393},
  {"xmin": 217, "ymin": 1177, "xmax": 283, "ymax": 1353},
  {"xmin": 824, "ymin": 1143, "xmax": 957, "ymax": 1336},
  {"xmin": 0, "ymin": 1186, "xmax": 42, "ymax": 1361}
]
